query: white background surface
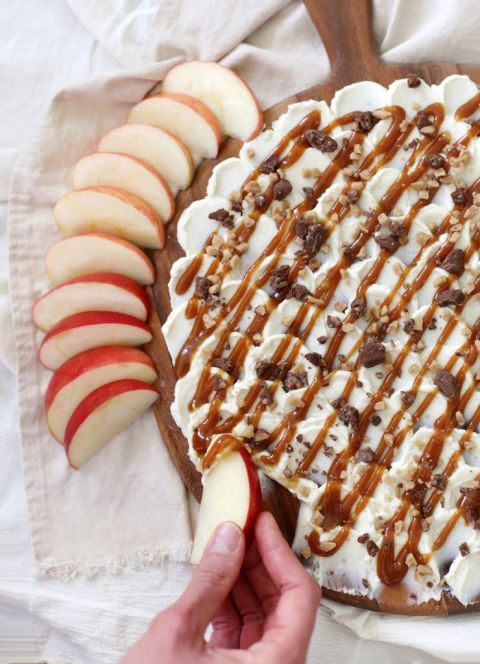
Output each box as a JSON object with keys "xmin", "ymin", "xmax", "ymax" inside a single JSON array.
[{"xmin": 1, "ymin": 1, "xmax": 480, "ymax": 662}]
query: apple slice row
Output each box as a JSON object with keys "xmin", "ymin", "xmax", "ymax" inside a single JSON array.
[
  {"xmin": 46, "ymin": 346, "xmax": 158, "ymax": 443},
  {"xmin": 65, "ymin": 379, "xmax": 159, "ymax": 469},
  {"xmin": 39, "ymin": 311, "xmax": 152, "ymax": 370},
  {"xmin": 33, "ymin": 272, "xmax": 151, "ymax": 332},
  {"xmin": 45, "ymin": 234, "xmax": 155, "ymax": 286}
]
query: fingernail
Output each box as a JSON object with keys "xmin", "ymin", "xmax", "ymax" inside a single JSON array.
[{"xmin": 208, "ymin": 521, "xmax": 242, "ymax": 555}]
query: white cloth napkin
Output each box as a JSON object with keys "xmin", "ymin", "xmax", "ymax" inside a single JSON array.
[{"xmin": 5, "ymin": 0, "xmax": 480, "ymax": 661}]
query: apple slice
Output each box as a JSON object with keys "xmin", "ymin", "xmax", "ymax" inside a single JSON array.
[
  {"xmin": 191, "ymin": 447, "xmax": 262, "ymax": 564},
  {"xmin": 162, "ymin": 61, "xmax": 264, "ymax": 142},
  {"xmin": 72, "ymin": 152, "xmax": 175, "ymax": 222},
  {"xmin": 128, "ymin": 93, "xmax": 221, "ymax": 164},
  {"xmin": 64, "ymin": 379, "xmax": 159, "ymax": 468},
  {"xmin": 98, "ymin": 124, "xmax": 193, "ymax": 195},
  {"xmin": 33, "ymin": 273, "xmax": 150, "ymax": 332},
  {"xmin": 46, "ymin": 346, "xmax": 158, "ymax": 443},
  {"xmin": 45, "ymin": 234, "xmax": 155, "ymax": 286},
  {"xmin": 39, "ymin": 312, "xmax": 152, "ymax": 370},
  {"xmin": 54, "ymin": 186, "xmax": 165, "ymax": 249}
]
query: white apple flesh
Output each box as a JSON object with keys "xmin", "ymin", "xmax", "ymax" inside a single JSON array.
[
  {"xmin": 33, "ymin": 272, "xmax": 150, "ymax": 332},
  {"xmin": 128, "ymin": 93, "xmax": 221, "ymax": 164},
  {"xmin": 45, "ymin": 234, "xmax": 155, "ymax": 286},
  {"xmin": 98, "ymin": 124, "xmax": 193, "ymax": 195},
  {"xmin": 64, "ymin": 379, "xmax": 159, "ymax": 469},
  {"xmin": 162, "ymin": 61, "xmax": 264, "ymax": 141},
  {"xmin": 72, "ymin": 152, "xmax": 175, "ymax": 222},
  {"xmin": 54, "ymin": 186, "xmax": 165, "ymax": 249},
  {"xmin": 38, "ymin": 311, "xmax": 152, "ymax": 370},
  {"xmin": 191, "ymin": 447, "xmax": 262, "ymax": 564},
  {"xmin": 46, "ymin": 346, "xmax": 158, "ymax": 443}
]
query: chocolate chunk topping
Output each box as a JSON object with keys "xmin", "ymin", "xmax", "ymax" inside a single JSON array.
[
  {"xmin": 370, "ymin": 414, "xmax": 382, "ymax": 426},
  {"xmin": 434, "ymin": 288, "xmax": 465, "ymax": 307},
  {"xmin": 327, "ymin": 315, "xmax": 341, "ymax": 328},
  {"xmin": 417, "ymin": 110, "xmax": 432, "ymax": 129},
  {"xmin": 317, "ymin": 335, "xmax": 327, "ymax": 344},
  {"xmin": 302, "ymin": 186, "xmax": 315, "ymax": 199},
  {"xmin": 208, "ymin": 208, "xmax": 229, "ymax": 222},
  {"xmin": 350, "ymin": 296, "xmax": 366, "ymax": 320},
  {"xmin": 426, "ymin": 153, "xmax": 445, "ymax": 169},
  {"xmin": 338, "ymin": 404, "xmax": 360, "ymax": 428},
  {"xmin": 256, "ymin": 360, "xmax": 277, "ymax": 380},
  {"xmin": 347, "ymin": 189, "xmax": 360, "ymax": 204},
  {"xmin": 459, "ymin": 542, "xmax": 470, "ymax": 557},
  {"xmin": 291, "ymin": 283, "xmax": 311, "ymax": 302},
  {"xmin": 272, "ymin": 178, "xmax": 292, "ymax": 200},
  {"xmin": 304, "ymin": 129, "xmax": 338, "ymax": 152},
  {"xmin": 375, "ymin": 233, "xmax": 400, "ymax": 252},
  {"xmin": 408, "ymin": 75, "xmax": 422, "ymax": 88},
  {"xmin": 451, "ymin": 188, "xmax": 468, "ymax": 206},
  {"xmin": 259, "ymin": 384, "xmax": 274, "ymax": 405},
  {"xmin": 440, "ymin": 249, "xmax": 465, "ymax": 275},
  {"xmin": 357, "ymin": 533, "xmax": 369, "ymax": 544},
  {"xmin": 389, "ymin": 221, "xmax": 408, "ymax": 239},
  {"xmin": 431, "ymin": 474, "xmax": 447, "ymax": 491},
  {"xmin": 304, "ymin": 223, "xmax": 327, "ymax": 255},
  {"xmin": 359, "ymin": 446, "xmax": 375, "ymax": 463},
  {"xmin": 366, "ymin": 540, "xmax": 379, "ymax": 557},
  {"xmin": 212, "ymin": 357, "xmax": 234, "ymax": 373},
  {"xmin": 434, "ymin": 370, "xmax": 458, "ymax": 399},
  {"xmin": 231, "ymin": 200, "xmax": 243, "ymax": 213},
  {"xmin": 401, "ymin": 391, "xmax": 415, "ymax": 406},
  {"xmin": 331, "ymin": 397, "xmax": 346, "ymax": 410},
  {"xmin": 360, "ymin": 341, "xmax": 385, "ymax": 368},
  {"xmin": 194, "ymin": 276, "xmax": 210, "ymax": 299},
  {"xmin": 305, "ymin": 352, "xmax": 324, "ymax": 368},
  {"xmin": 354, "ymin": 111, "xmax": 375, "ymax": 133},
  {"xmin": 403, "ymin": 318, "xmax": 415, "ymax": 333},
  {"xmin": 255, "ymin": 194, "xmax": 268, "ymax": 208},
  {"xmin": 409, "ymin": 484, "xmax": 427, "ymax": 515},
  {"xmin": 276, "ymin": 361, "xmax": 291, "ymax": 381},
  {"xmin": 269, "ymin": 264, "xmax": 291, "ymax": 301},
  {"xmin": 259, "ymin": 155, "xmax": 279, "ymax": 174},
  {"xmin": 283, "ymin": 371, "xmax": 308, "ymax": 392},
  {"xmin": 295, "ymin": 217, "xmax": 310, "ymax": 239}
]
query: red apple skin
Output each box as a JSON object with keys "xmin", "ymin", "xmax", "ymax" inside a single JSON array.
[
  {"xmin": 38, "ymin": 311, "xmax": 152, "ymax": 369},
  {"xmin": 33, "ymin": 272, "xmax": 151, "ymax": 329},
  {"xmin": 46, "ymin": 233, "xmax": 156, "ymax": 284},
  {"xmin": 64, "ymin": 378, "xmax": 159, "ymax": 469},
  {"xmin": 237, "ymin": 447, "xmax": 263, "ymax": 547},
  {"xmin": 45, "ymin": 346, "xmax": 156, "ymax": 411}
]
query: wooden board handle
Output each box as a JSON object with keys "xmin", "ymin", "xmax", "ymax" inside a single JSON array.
[{"xmin": 304, "ymin": 0, "xmax": 386, "ymax": 82}]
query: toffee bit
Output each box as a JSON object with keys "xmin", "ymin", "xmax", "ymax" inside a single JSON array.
[
  {"xmin": 283, "ymin": 371, "xmax": 308, "ymax": 392},
  {"xmin": 304, "ymin": 129, "xmax": 338, "ymax": 152},
  {"xmin": 347, "ymin": 189, "xmax": 361, "ymax": 204},
  {"xmin": 350, "ymin": 296, "xmax": 366, "ymax": 319},
  {"xmin": 408, "ymin": 75, "xmax": 422, "ymax": 88},
  {"xmin": 434, "ymin": 288, "xmax": 465, "ymax": 307},
  {"xmin": 451, "ymin": 187, "xmax": 468, "ymax": 206},
  {"xmin": 305, "ymin": 352, "xmax": 325, "ymax": 368},
  {"xmin": 439, "ymin": 248, "xmax": 465, "ymax": 275},
  {"xmin": 354, "ymin": 111, "xmax": 375, "ymax": 133},
  {"xmin": 211, "ymin": 357, "xmax": 234, "ymax": 373},
  {"xmin": 375, "ymin": 233, "xmax": 400, "ymax": 252},
  {"xmin": 272, "ymin": 178, "xmax": 292, "ymax": 200},
  {"xmin": 434, "ymin": 370, "xmax": 458, "ymax": 399},
  {"xmin": 259, "ymin": 155, "xmax": 279, "ymax": 174},
  {"xmin": 360, "ymin": 341, "xmax": 385, "ymax": 368}
]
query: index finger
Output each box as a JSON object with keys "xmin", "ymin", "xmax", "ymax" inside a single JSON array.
[{"xmin": 252, "ymin": 512, "xmax": 321, "ymax": 652}]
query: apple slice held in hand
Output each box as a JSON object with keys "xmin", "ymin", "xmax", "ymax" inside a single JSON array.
[
  {"xmin": 162, "ymin": 61, "xmax": 264, "ymax": 142},
  {"xmin": 45, "ymin": 234, "xmax": 155, "ymax": 286},
  {"xmin": 72, "ymin": 152, "xmax": 175, "ymax": 222},
  {"xmin": 39, "ymin": 312, "xmax": 152, "ymax": 370},
  {"xmin": 191, "ymin": 447, "xmax": 262, "ymax": 564},
  {"xmin": 128, "ymin": 93, "xmax": 221, "ymax": 164},
  {"xmin": 98, "ymin": 124, "xmax": 193, "ymax": 195},
  {"xmin": 54, "ymin": 186, "xmax": 165, "ymax": 249},
  {"xmin": 33, "ymin": 273, "xmax": 150, "ymax": 332},
  {"xmin": 64, "ymin": 379, "xmax": 159, "ymax": 469},
  {"xmin": 46, "ymin": 346, "xmax": 158, "ymax": 443}
]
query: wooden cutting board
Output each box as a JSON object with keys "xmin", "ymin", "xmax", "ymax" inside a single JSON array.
[{"xmin": 146, "ymin": 0, "xmax": 480, "ymax": 615}]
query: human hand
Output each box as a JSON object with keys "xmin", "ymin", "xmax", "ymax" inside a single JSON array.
[{"xmin": 121, "ymin": 511, "xmax": 320, "ymax": 664}]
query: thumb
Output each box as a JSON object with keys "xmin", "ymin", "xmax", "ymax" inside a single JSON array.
[{"xmin": 177, "ymin": 521, "xmax": 245, "ymax": 638}]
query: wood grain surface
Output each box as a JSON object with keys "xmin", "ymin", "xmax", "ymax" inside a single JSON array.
[{"xmin": 146, "ymin": 0, "xmax": 480, "ymax": 614}]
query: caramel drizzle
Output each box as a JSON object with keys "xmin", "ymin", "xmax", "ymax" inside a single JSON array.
[{"xmin": 171, "ymin": 91, "xmax": 480, "ymax": 587}]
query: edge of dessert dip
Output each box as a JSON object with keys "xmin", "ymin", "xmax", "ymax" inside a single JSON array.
[{"xmin": 163, "ymin": 74, "xmax": 480, "ymax": 608}]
